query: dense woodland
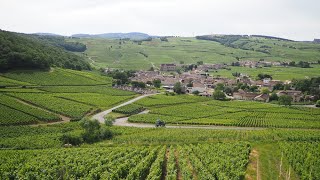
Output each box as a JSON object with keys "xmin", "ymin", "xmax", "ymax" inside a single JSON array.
[{"xmin": 0, "ymin": 30, "xmax": 91, "ymax": 71}]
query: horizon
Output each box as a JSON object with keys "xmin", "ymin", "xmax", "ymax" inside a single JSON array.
[{"xmin": 1, "ymin": 0, "xmax": 320, "ymax": 41}]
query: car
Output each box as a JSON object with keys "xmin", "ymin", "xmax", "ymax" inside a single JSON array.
[{"xmin": 155, "ymin": 119, "xmax": 166, "ymax": 127}]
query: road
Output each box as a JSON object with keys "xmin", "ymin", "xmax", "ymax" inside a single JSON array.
[
  {"xmin": 92, "ymin": 93, "xmax": 157, "ymax": 123},
  {"xmin": 93, "ymin": 94, "xmax": 265, "ymax": 130}
]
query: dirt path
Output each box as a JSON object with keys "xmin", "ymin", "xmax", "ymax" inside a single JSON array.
[
  {"xmin": 16, "ymin": 99, "xmax": 71, "ymax": 126},
  {"xmin": 246, "ymin": 149, "xmax": 260, "ymax": 180}
]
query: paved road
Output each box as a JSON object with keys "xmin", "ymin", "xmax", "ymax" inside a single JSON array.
[
  {"xmin": 113, "ymin": 111, "xmax": 265, "ymax": 130},
  {"xmin": 92, "ymin": 93, "xmax": 157, "ymax": 123},
  {"xmin": 92, "ymin": 93, "xmax": 264, "ymax": 130}
]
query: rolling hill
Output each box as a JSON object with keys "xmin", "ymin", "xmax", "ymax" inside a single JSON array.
[
  {"xmin": 71, "ymin": 32, "xmax": 150, "ymax": 40},
  {"xmin": 67, "ymin": 35, "xmax": 320, "ymax": 71},
  {"xmin": 0, "ymin": 30, "xmax": 91, "ymax": 71}
]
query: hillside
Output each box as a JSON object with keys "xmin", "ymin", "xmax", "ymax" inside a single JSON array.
[
  {"xmin": 0, "ymin": 30, "xmax": 91, "ymax": 71},
  {"xmin": 71, "ymin": 32, "xmax": 150, "ymax": 40},
  {"xmin": 0, "ymin": 68, "xmax": 136, "ymax": 125},
  {"xmin": 68, "ymin": 36, "xmax": 320, "ymax": 71}
]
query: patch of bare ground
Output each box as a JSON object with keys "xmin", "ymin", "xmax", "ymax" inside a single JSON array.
[
  {"xmin": 246, "ymin": 149, "xmax": 260, "ymax": 180},
  {"xmin": 174, "ymin": 149, "xmax": 182, "ymax": 180},
  {"xmin": 161, "ymin": 147, "xmax": 170, "ymax": 180},
  {"xmin": 187, "ymin": 158, "xmax": 197, "ymax": 180}
]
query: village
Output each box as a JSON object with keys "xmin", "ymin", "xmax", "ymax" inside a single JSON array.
[{"xmin": 127, "ymin": 61, "xmax": 312, "ymax": 103}]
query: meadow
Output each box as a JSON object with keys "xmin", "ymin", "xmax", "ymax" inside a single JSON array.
[
  {"xmin": 209, "ymin": 64, "xmax": 320, "ymax": 80},
  {"xmin": 69, "ymin": 37, "xmax": 320, "ymax": 72}
]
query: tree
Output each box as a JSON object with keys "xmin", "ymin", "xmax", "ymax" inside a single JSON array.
[
  {"xmin": 192, "ymin": 90, "xmax": 200, "ymax": 95},
  {"xmin": 223, "ymin": 86, "xmax": 233, "ymax": 95},
  {"xmin": 215, "ymin": 83, "xmax": 224, "ymax": 91},
  {"xmin": 153, "ymin": 79, "xmax": 161, "ymax": 88},
  {"xmin": 278, "ymin": 95, "xmax": 292, "ymax": 106},
  {"xmin": 213, "ymin": 90, "xmax": 226, "ymax": 100},
  {"xmin": 249, "ymin": 85, "xmax": 258, "ymax": 92},
  {"xmin": 197, "ymin": 61, "xmax": 204, "ymax": 65},
  {"xmin": 257, "ymin": 73, "xmax": 272, "ymax": 80},
  {"xmin": 273, "ymin": 83, "xmax": 284, "ymax": 91},
  {"xmin": 260, "ymin": 88, "xmax": 270, "ymax": 94},
  {"xmin": 269, "ymin": 92, "xmax": 278, "ymax": 101},
  {"xmin": 173, "ymin": 82, "xmax": 183, "ymax": 94},
  {"xmin": 131, "ymin": 81, "xmax": 146, "ymax": 88},
  {"xmin": 79, "ymin": 118, "xmax": 113, "ymax": 143}
]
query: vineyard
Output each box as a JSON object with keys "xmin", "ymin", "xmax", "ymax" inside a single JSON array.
[
  {"xmin": 112, "ymin": 104, "xmax": 145, "ymax": 115},
  {"xmin": 129, "ymin": 95, "xmax": 320, "ymax": 129},
  {"xmin": 0, "ymin": 142, "xmax": 250, "ymax": 179},
  {"xmin": 0, "ymin": 68, "xmax": 136, "ymax": 125},
  {"xmin": 1, "ymin": 68, "xmax": 112, "ymax": 86},
  {"xmin": 280, "ymin": 142, "xmax": 320, "ymax": 180}
]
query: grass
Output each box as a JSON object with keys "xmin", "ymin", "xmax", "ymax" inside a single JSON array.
[
  {"xmin": 209, "ymin": 64, "xmax": 320, "ymax": 80},
  {"xmin": 68, "ymin": 37, "xmax": 320, "ymax": 71},
  {"xmin": 256, "ymin": 143, "xmax": 299, "ymax": 180}
]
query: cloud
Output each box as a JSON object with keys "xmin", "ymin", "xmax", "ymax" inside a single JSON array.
[{"xmin": 0, "ymin": 0, "xmax": 319, "ymax": 40}]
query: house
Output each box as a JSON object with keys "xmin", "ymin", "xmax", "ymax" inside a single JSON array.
[
  {"xmin": 160, "ymin": 64, "xmax": 176, "ymax": 71},
  {"xmin": 277, "ymin": 90, "xmax": 303, "ymax": 102},
  {"xmin": 186, "ymin": 81, "xmax": 207, "ymax": 93},
  {"xmin": 233, "ymin": 90, "xmax": 259, "ymax": 101},
  {"xmin": 254, "ymin": 94, "xmax": 270, "ymax": 102}
]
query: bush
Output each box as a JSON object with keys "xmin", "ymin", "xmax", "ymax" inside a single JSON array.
[
  {"xmin": 316, "ymin": 100, "xmax": 320, "ymax": 107},
  {"xmin": 78, "ymin": 118, "xmax": 113, "ymax": 144},
  {"xmin": 104, "ymin": 116, "xmax": 115, "ymax": 126},
  {"xmin": 60, "ymin": 133, "xmax": 83, "ymax": 146},
  {"xmin": 213, "ymin": 90, "xmax": 226, "ymax": 100},
  {"xmin": 278, "ymin": 95, "xmax": 292, "ymax": 106}
]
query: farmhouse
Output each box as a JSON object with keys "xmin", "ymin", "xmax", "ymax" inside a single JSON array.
[
  {"xmin": 277, "ymin": 90, "xmax": 303, "ymax": 102},
  {"xmin": 160, "ymin": 64, "xmax": 176, "ymax": 71},
  {"xmin": 233, "ymin": 90, "xmax": 260, "ymax": 101},
  {"xmin": 254, "ymin": 94, "xmax": 270, "ymax": 102}
]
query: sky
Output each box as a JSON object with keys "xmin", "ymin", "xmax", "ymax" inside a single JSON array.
[{"xmin": 0, "ymin": 0, "xmax": 319, "ymax": 41}]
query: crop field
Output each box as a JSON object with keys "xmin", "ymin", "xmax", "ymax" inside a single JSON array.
[
  {"xmin": 112, "ymin": 104, "xmax": 145, "ymax": 115},
  {"xmin": 39, "ymin": 86, "xmax": 135, "ymax": 95},
  {"xmin": 0, "ymin": 68, "xmax": 136, "ymax": 125},
  {"xmin": 280, "ymin": 142, "xmax": 320, "ymax": 180},
  {"xmin": 69, "ymin": 37, "xmax": 320, "ymax": 71},
  {"xmin": 130, "ymin": 95, "xmax": 320, "ymax": 129},
  {"xmin": 1, "ymin": 123, "xmax": 320, "ymax": 179},
  {"xmin": 0, "ymin": 143, "xmax": 250, "ymax": 179},
  {"xmin": 1, "ymin": 68, "xmax": 112, "ymax": 86},
  {"xmin": 209, "ymin": 64, "xmax": 320, "ymax": 80}
]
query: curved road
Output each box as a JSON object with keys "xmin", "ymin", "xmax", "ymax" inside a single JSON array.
[
  {"xmin": 92, "ymin": 93, "xmax": 158, "ymax": 123},
  {"xmin": 92, "ymin": 94, "xmax": 265, "ymax": 130}
]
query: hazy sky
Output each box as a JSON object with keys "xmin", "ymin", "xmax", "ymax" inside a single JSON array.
[{"xmin": 1, "ymin": 0, "xmax": 319, "ymax": 40}]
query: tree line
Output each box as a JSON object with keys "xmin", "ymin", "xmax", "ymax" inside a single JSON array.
[{"xmin": 0, "ymin": 30, "xmax": 91, "ymax": 71}]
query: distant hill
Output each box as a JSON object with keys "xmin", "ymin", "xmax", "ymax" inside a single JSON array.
[
  {"xmin": 314, "ymin": 39, "xmax": 320, "ymax": 43},
  {"xmin": 71, "ymin": 32, "xmax": 150, "ymax": 40},
  {"xmin": 32, "ymin": 33, "xmax": 63, "ymax": 37},
  {"xmin": 0, "ymin": 30, "xmax": 91, "ymax": 71}
]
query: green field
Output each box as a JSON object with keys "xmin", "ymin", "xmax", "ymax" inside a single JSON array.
[
  {"xmin": 129, "ymin": 94, "xmax": 320, "ymax": 129},
  {"xmin": 0, "ymin": 68, "xmax": 136, "ymax": 125},
  {"xmin": 1, "ymin": 54, "xmax": 320, "ymax": 179},
  {"xmin": 69, "ymin": 37, "xmax": 320, "ymax": 71},
  {"xmin": 209, "ymin": 65, "xmax": 320, "ymax": 80},
  {"xmin": 1, "ymin": 123, "xmax": 320, "ymax": 179}
]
